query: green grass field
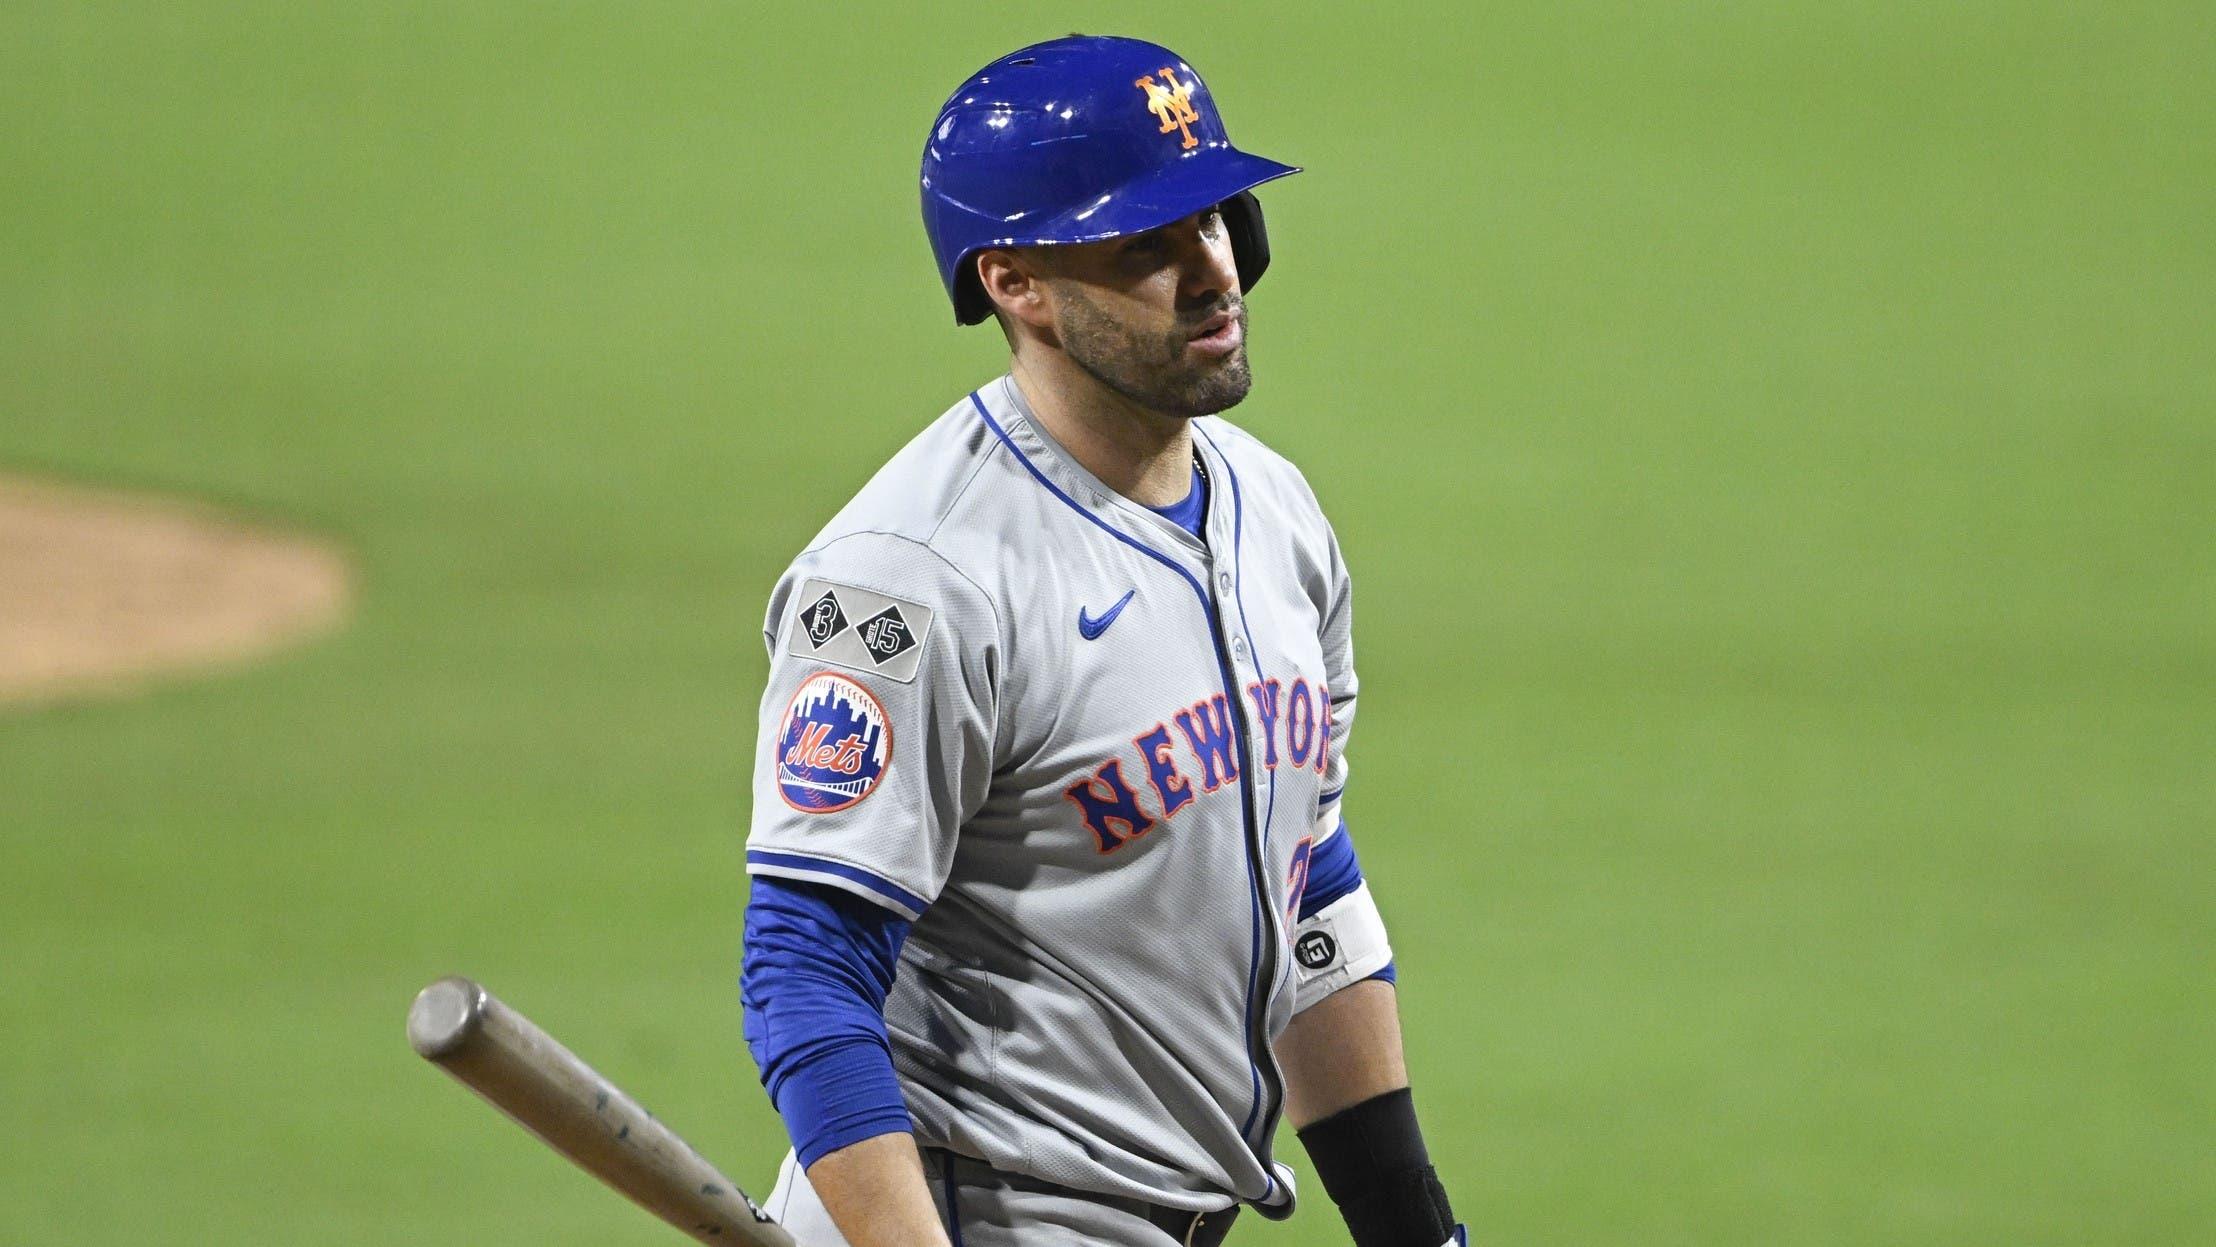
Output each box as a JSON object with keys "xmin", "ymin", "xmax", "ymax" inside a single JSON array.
[{"xmin": 4, "ymin": 3, "xmax": 2210, "ymax": 1242}]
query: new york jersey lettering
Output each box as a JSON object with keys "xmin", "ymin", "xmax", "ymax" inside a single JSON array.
[{"xmin": 1174, "ymin": 694, "xmax": 1241, "ymax": 792}]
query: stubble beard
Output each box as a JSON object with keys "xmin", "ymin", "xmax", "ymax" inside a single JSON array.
[{"xmin": 1052, "ymin": 286, "xmax": 1253, "ymax": 420}]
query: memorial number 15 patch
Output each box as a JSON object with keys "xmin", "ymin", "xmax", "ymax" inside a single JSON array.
[{"xmin": 786, "ymin": 578, "xmax": 937, "ymax": 683}]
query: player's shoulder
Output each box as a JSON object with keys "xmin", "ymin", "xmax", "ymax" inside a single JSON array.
[
  {"xmin": 1191, "ymin": 414, "xmax": 1335, "ymax": 531},
  {"xmin": 763, "ymin": 392, "xmax": 1007, "ymax": 646},
  {"xmin": 1193, "ymin": 414, "xmax": 1352, "ymax": 613},
  {"xmin": 799, "ymin": 394, "xmax": 1000, "ymax": 557}
]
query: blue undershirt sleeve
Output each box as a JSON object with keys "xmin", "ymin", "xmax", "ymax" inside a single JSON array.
[
  {"xmin": 741, "ymin": 876, "xmax": 916, "ymax": 1166},
  {"xmin": 1300, "ymin": 821, "xmax": 1398, "ymax": 986}
]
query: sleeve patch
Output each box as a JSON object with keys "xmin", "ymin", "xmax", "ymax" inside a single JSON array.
[
  {"xmin": 787, "ymin": 578, "xmax": 937, "ymax": 683},
  {"xmin": 776, "ymin": 672, "xmax": 893, "ymax": 813}
]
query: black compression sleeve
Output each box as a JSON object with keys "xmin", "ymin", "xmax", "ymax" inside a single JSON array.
[{"xmin": 1295, "ymin": 1087, "xmax": 1457, "ymax": 1247}]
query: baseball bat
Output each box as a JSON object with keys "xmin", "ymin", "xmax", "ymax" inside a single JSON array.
[{"xmin": 408, "ymin": 975, "xmax": 797, "ymax": 1246}]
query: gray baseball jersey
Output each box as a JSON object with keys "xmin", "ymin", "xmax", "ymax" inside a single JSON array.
[{"xmin": 746, "ymin": 374, "xmax": 1367, "ymax": 1215}]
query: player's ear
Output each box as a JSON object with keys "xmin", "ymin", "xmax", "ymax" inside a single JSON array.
[{"xmin": 976, "ymin": 249, "xmax": 1055, "ymax": 332}]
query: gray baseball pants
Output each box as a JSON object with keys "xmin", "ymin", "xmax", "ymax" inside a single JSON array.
[{"xmin": 765, "ymin": 1145, "xmax": 1234, "ymax": 1246}]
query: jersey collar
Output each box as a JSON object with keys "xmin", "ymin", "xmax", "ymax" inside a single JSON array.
[{"xmin": 984, "ymin": 374, "xmax": 1215, "ymax": 558}]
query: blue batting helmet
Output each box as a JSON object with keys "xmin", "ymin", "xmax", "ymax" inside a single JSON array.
[{"xmin": 921, "ymin": 35, "xmax": 1301, "ymax": 325}]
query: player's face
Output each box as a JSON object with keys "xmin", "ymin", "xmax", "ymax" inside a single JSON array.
[{"xmin": 1041, "ymin": 206, "xmax": 1251, "ymax": 419}]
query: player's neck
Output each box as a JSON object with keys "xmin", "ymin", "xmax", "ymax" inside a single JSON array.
[{"xmin": 1008, "ymin": 352, "xmax": 1194, "ymax": 509}]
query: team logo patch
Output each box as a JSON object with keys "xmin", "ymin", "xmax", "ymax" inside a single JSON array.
[
  {"xmin": 776, "ymin": 672, "xmax": 892, "ymax": 813},
  {"xmin": 1134, "ymin": 68, "xmax": 1201, "ymax": 150},
  {"xmin": 784, "ymin": 578, "xmax": 936, "ymax": 683},
  {"xmin": 1295, "ymin": 930, "xmax": 1340, "ymax": 971}
]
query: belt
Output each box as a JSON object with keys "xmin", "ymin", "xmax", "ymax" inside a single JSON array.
[
  {"xmin": 927, "ymin": 1147, "xmax": 1242, "ymax": 1247},
  {"xmin": 1142, "ymin": 1201, "xmax": 1239, "ymax": 1247}
]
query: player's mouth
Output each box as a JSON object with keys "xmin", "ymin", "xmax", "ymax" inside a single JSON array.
[{"xmin": 1185, "ymin": 309, "xmax": 1243, "ymax": 358}]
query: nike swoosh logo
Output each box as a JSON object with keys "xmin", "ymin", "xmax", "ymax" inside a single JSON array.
[{"xmin": 1077, "ymin": 589, "xmax": 1137, "ymax": 640}]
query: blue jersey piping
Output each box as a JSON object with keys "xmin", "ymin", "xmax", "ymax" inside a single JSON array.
[
  {"xmin": 941, "ymin": 1153, "xmax": 967, "ymax": 1246},
  {"xmin": 746, "ymin": 849, "xmax": 931, "ymax": 918},
  {"xmin": 1194, "ymin": 423, "xmax": 1291, "ymax": 1128},
  {"xmin": 966, "ymin": 390, "xmax": 1279, "ymax": 1157}
]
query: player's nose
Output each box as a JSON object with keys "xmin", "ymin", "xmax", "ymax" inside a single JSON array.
[{"xmin": 1173, "ymin": 213, "xmax": 1241, "ymax": 307}]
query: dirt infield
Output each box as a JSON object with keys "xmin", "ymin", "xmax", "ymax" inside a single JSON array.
[{"xmin": 0, "ymin": 474, "xmax": 353, "ymax": 708}]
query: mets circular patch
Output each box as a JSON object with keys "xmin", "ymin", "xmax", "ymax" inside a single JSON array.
[{"xmin": 776, "ymin": 671, "xmax": 892, "ymax": 813}]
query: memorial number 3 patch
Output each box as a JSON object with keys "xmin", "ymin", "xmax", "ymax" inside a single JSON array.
[{"xmin": 787, "ymin": 578, "xmax": 937, "ymax": 683}]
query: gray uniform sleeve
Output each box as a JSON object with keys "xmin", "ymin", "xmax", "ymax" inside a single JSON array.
[
  {"xmin": 745, "ymin": 531, "xmax": 999, "ymax": 918},
  {"xmin": 1315, "ymin": 522, "xmax": 1356, "ymax": 838}
]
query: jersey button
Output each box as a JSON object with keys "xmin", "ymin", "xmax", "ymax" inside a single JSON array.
[
  {"xmin": 1232, "ymin": 638, "xmax": 1248, "ymax": 661},
  {"xmin": 1218, "ymin": 571, "xmax": 1233, "ymax": 593}
]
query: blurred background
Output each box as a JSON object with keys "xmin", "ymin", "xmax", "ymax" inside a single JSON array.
[{"xmin": 3, "ymin": 2, "xmax": 2210, "ymax": 1243}]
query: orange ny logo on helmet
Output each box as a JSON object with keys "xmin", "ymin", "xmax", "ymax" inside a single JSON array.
[{"xmin": 1134, "ymin": 68, "xmax": 1202, "ymax": 149}]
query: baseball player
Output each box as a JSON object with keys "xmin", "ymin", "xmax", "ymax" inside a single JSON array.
[{"xmin": 742, "ymin": 35, "xmax": 1465, "ymax": 1247}]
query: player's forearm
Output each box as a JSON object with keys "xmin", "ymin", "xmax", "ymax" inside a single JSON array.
[
  {"xmin": 1276, "ymin": 977, "xmax": 1409, "ymax": 1127},
  {"xmin": 805, "ymin": 1131, "xmax": 954, "ymax": 1247},
  {"xmin": 1280, "ymin": 981, "xmax": 1463, "ymax": 1246}
]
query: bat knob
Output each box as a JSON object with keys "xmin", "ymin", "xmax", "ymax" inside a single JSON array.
[{"xmin": 409, "ymin": 975, "xmax": 488, "ymax": 1059}]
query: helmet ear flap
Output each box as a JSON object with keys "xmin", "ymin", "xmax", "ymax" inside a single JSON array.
[
  {"xmin": 1221, "ymin": 190, "xmax": 1271, "ymax": 296},
  {"xmin": 954, "ymin": 252, "xmax": 994, "ymax": 326}
]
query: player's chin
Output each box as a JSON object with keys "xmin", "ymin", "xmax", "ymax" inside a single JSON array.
[{"xmin": 1175, "ymin": 357, "xmax": 1253, "ymax": 416}]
